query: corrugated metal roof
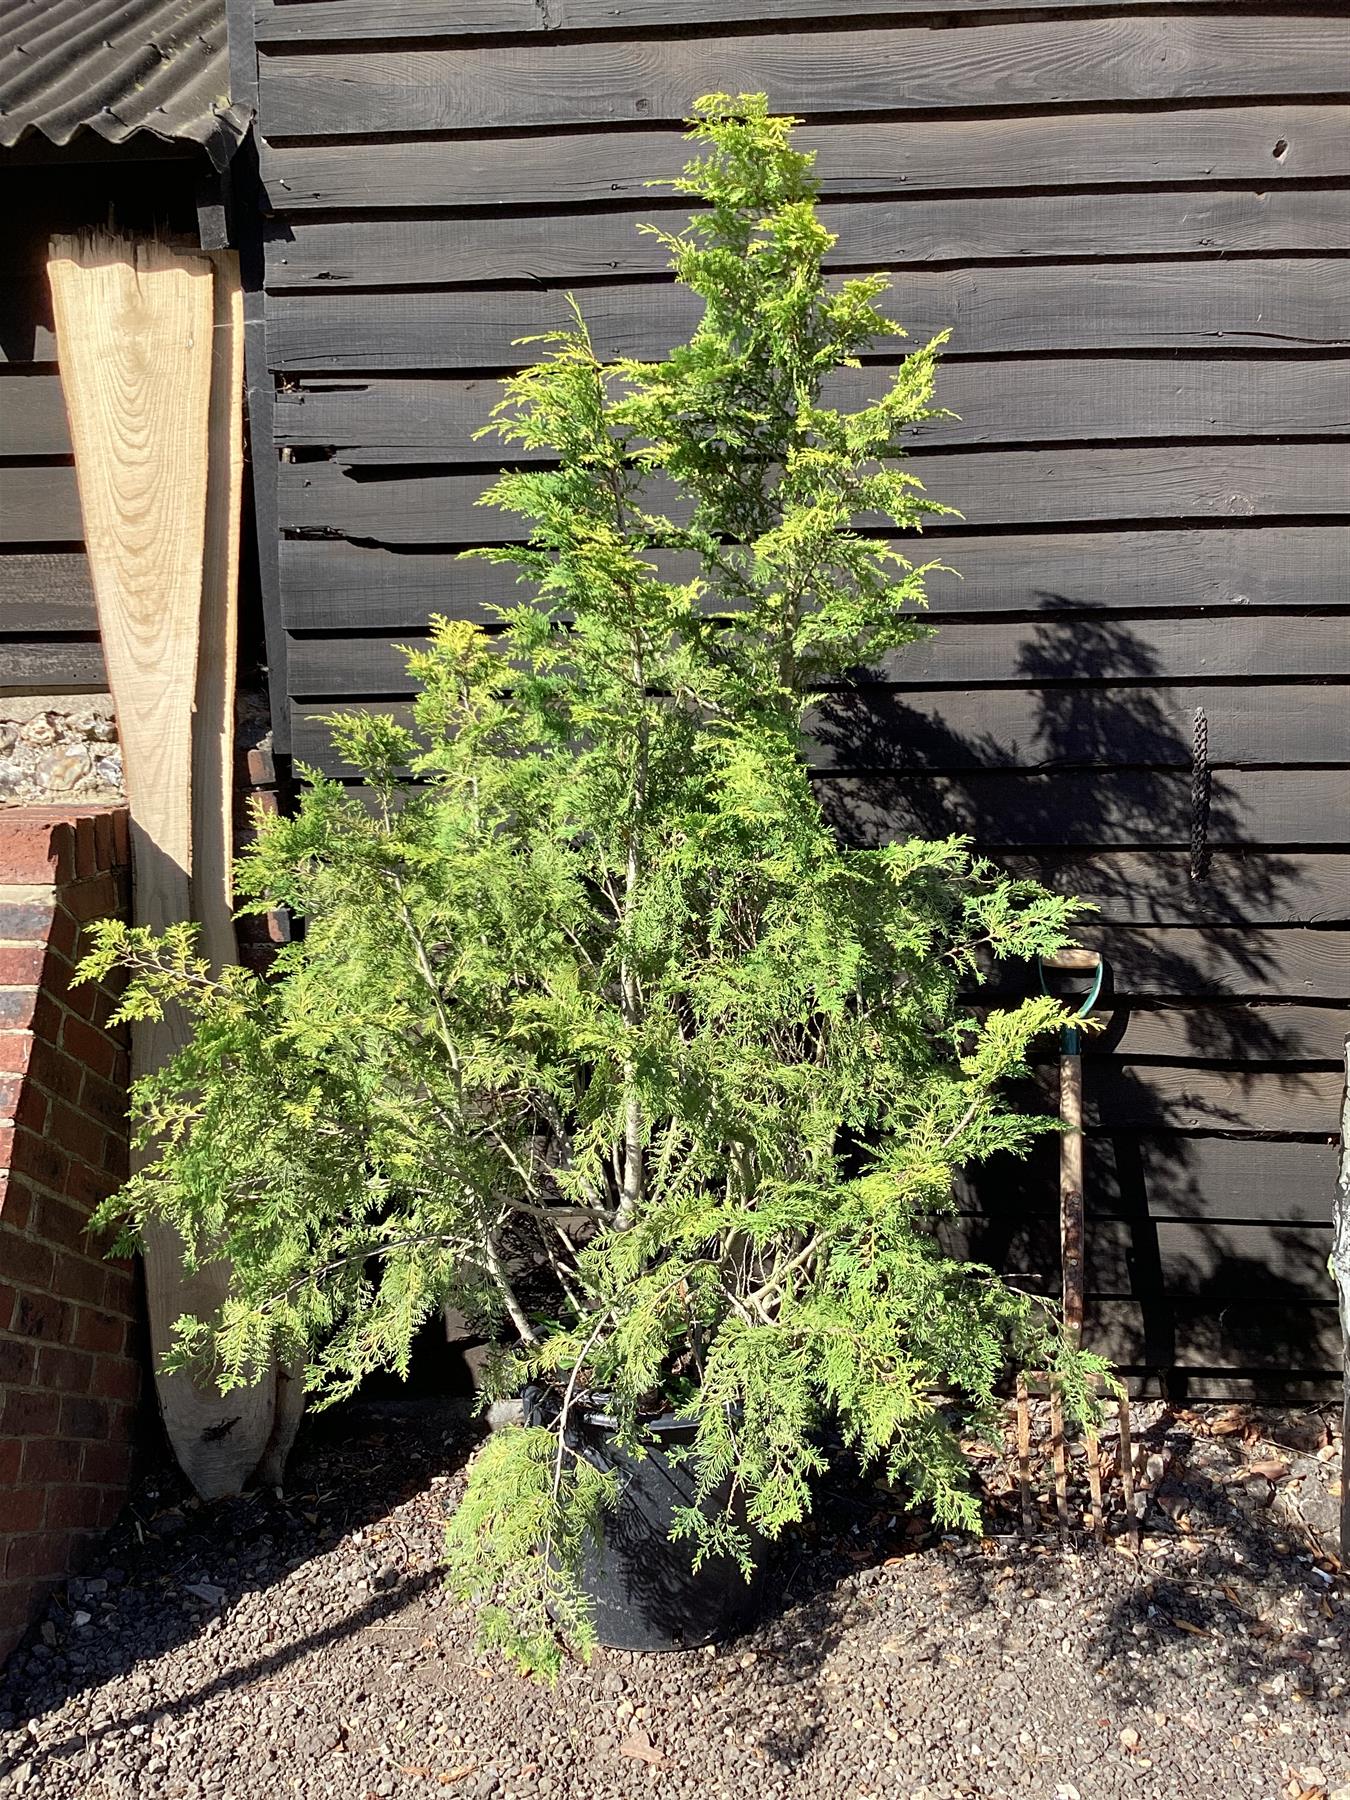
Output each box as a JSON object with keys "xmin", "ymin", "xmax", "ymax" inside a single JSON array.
[{"xmin": 0, "ymin": 0, "xmax": 249, "ymax": 168}]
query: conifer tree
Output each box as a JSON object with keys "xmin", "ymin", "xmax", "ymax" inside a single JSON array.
[{"xmin": 81, "ymin": 96, "xmax": 1108, "ymax": 1677}]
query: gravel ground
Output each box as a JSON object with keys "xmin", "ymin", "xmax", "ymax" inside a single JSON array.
[{"xmin": 1, "ymin": 1399, "xmax": 1347, "ymax": 1800}]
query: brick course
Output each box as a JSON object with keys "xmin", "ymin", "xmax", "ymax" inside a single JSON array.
[{"xmin": 0, "ymin": 807, "xmax": 140, "ymax": 1669}]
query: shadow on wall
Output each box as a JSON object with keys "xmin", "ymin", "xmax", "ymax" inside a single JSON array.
[{"xmin": 812, "ymin": 604, "xmax": 1343, "ymax": 1396}]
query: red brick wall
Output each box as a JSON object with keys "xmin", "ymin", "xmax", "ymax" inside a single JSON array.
[{"xmin": 0, "ymin": 807, "xmax": 140, "ymax": 1668}]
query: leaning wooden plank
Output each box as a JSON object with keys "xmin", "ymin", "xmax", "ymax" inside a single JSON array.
[
  {"xmin": 272, "ymin": 358, "xmax": 1350, "ymax": 457},
  {"xmin": 266, "ymin": 262, "xmax": 1349, "ymax": 368},
  {"xmin": 276, "ymin": 528, "xmax": 1350, "ymax": 631},
  {"xmin": 259, "ymin": 17, "xmax": 1348, "ymax": 136},
  {"xmin": 259, "ymin": 106, "xmax": 1350, "ymax": 211},
  {"xmin": 285, "ymin": 617, "xmax": 1350, "ymax": 695},
  {"xmin": 192, "ymin": 252, "xmax": 244, "ymax": 975},
  {"xmin": 193, "ymin": 253, "xmax": 304, "ymax": 1488},
  {"xmin": 264, "ymin": 189, "xmax": 1350, "ymax": 290},
  {"xmin": 47, "ymin": 235, "xmax": 276, "ymax": 1502},
  {"xmin": 253, "ymin": 0, "xmax": 1250, "ymax": 41},
  {"xmin": 274, "ymin": 443, "xmax": 1350, "ymax": 539},
  {"xmin": 0, "ymin": 464, "xmax": 84, "ymax": 542}
]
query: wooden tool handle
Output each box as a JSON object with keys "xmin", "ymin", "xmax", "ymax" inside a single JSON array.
[{"xmin": 1042, "ymin": 948, "xmax": 1102, "ymax": 972}]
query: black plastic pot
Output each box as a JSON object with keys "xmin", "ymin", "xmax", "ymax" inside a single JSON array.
[{"xmin": 524, "ymin": 1389, "xmax": 763, "ymax": 1652}]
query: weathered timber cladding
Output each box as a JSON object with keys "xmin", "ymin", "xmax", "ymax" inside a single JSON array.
[
  {"xmin": 267, "ymin": 265, "xmax": 1349, "ymax": 366},
  {"xmin": 245, "ymin": 2, "xmax": 1350, "ymax": 1395},
  {"xmin": 259, "ymin": 18, "xmax": 1347, "ymax": 133},
  {"xmin": 260, "ymin": 104, "xmax": 1350, "ymax": 208}
]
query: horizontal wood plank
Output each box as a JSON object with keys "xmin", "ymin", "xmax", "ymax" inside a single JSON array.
[
  {"xmin": 264, "ymin": 189, "xmax": 1350, "ymax": 290},
  {"xmin": 258, "ymin": 17, "xmax": 1350, "ymax": 137},
  {"xmin": 294, "ymin": 682, "xmax": 1350, "ymax": 775},
  {"xmin": 1086, "ymin": 1003, "xmax": 1350, "ymax": 1064},
  {"xmin": 1048, "ymin": 1065, "xmax": 1342, "ymax": 1134},
  {"xmin": 1128, "ymin": 1372, "xmax": 1339, "ymax": 1399},
  {"xmin": 1086, "ymin": 1298, "xmax": 1342, "ymax": 1372},
  {"xmin": 1004, "ymin": 852, "xmax": 1350, "ymax": 928},
  {"xmin": 0, "ymin": 373, "xmax": 69, "ymax": 456},
  {"xmin": 0, "ymin": 550, "xmax": 95, "ymax": 630},
  {"xmin": 254, "ymin": 0, "xmax": 544, "ymax": 35},
  {"xmin": 276, "ymin": 528, "xmax": 1350, "ymax": 631},
  {"xmin": 810, "ymin": 683, "xmax": 1350, "ymax": 773},
  {"xmin": 272, "ymin": 359, "xmax": 1350, "ymax": 459},
  {"xmin": 287, "ymin": 703, "xmax": 1350, "ymax": 927},
  {"xmin": 308, "ymin": 760, "xmax": 1350, "ymax": 855},
  {"xmin": 266, "ymin": 261, "xmax": 1350, "ymax": 368},
  {"xmin": 254, "ymin": 0, "xmax": 1255, "ymax": 44},
  {"xmin": 278, "ymin": 445, "xmax": 1350, "ymax": 540},
  {"xmin": 0, "ymin": 637, "xmax": 106, "ymax": 692},
  {"xmin": 259, "ymin": 105, "xmax": 1350, "ymax": 210},
  {"xmin": 1006, "ymin": 924, "xmax": 1350, "ymax": 999},
  {"xmin": 0, "ymin": 465, "xmax": 84, "ymax": 544},
  {"xmin": 826, "ymin": 770, "xmax": 1350, "ymax": 853},
  {"xmin": 285, "ymin": 614, "xmax": 1350, "ymax": 695},
  {"xmin": 0, "ymin": 279, "xmax": 56, "ymax": 365},
  {"xmin": 957, "ymin": 1135, "xmax": 1339, "ymax": 1226},
  {"xmin": 943, "ymin": 1216, "xmax": 1335, "ymax": 1303}
]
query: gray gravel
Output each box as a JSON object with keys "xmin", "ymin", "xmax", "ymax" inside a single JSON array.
[{"xmin": 1, "ymin": 1399, "xmax": 1347, "ymax": 1800}]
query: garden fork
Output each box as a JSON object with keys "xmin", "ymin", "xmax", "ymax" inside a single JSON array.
[{"xmin": 1015, "ymin": 950, "xmax": 1134, "ymax": 1540}]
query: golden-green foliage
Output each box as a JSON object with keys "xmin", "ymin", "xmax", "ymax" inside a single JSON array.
[{"xmin": 81, "ymin": 95, "xmax": 1109, "ymax": 1678}]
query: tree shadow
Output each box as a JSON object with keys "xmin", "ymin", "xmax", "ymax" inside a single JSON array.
[
  {"xmin": 1025, "ymin": 1407, "xmax": 1348, "ymax": 1713},
  {"xmin": 0, "ymin": 1398, "xmax": 479, "ymax": 1771},
  {"xmin": 811, "ymin": 605, "xmax": 1341, "ymax": 1395}
]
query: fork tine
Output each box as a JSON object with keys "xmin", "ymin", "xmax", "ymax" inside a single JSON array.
[
  {"xmin": 1086, "ymin": 1426, "xmax": 1104, "ymax": 1539},
  {"xmin": 1016, "ymin": 1376, "xmax": 1034, "ymax": 1537},
  {"xmin": 1049, "ymin": 1382, "xmax": 1070, "ymax": 1536},
  {"xmin": 1117, "ymin": 1392, "xmax": 1136, "ymax": 1544}
]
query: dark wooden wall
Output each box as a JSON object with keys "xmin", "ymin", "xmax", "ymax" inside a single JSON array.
[
  {"xmin": 0, "ymin": 159, "xmax": 202, "ymax": 695},
  {"xmin": 241, "ymin": 0, "xmax": 1350, "ymax": 1399}
]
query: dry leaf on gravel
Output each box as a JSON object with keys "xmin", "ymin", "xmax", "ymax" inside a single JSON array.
[
  {"xmin": 1209, "ymin": 1409, "xmax": 1251, "ymax": 1437},
  {"xmin": 619, "ymin": 1731, "xmax": 665, "ymax": 1767}
]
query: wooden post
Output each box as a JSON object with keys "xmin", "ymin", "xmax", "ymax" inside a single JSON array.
[
  {"xmin": 193, "ymin": 251, "xmax": 244, "ymax": 974},
  {"xmin": 1059, "ymin": 1045, "xmax": 1086, "ymax": 1349},
  {"xmin": 1334, "ymin": 1035, "xmax": 1350, "ymax": 1558},
  {"xmin": 47, "ymin": 235, "xmax": 278, "ymax": 1499}
]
